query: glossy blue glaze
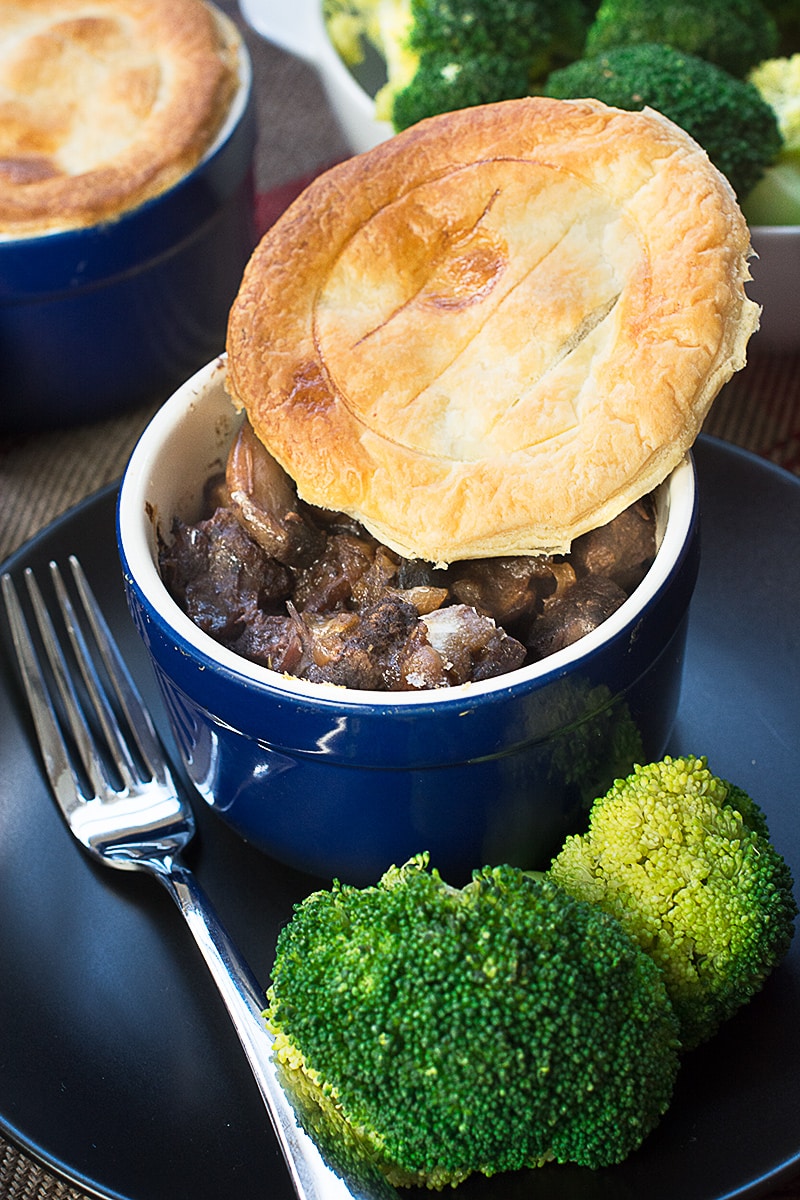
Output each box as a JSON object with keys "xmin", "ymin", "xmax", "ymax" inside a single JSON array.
[
  {"xmin": 119, "ymin": 488, "xmax": 700, "ymax": 885},
  {"xmin": 0, "ymin": 65, "xmax": 257, "ymax": 432}
]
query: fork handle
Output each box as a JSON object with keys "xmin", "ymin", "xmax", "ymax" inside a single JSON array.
[{"xmin": 154, "ymin": 860, "xmax": 394, "ymax": 1200}]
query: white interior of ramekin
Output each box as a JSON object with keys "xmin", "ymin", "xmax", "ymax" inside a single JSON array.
[{"xmin": 118, "ymin": 356, "xmax": 696, "ymax": 707}]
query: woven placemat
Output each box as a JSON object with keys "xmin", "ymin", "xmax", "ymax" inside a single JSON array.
[
  {"xmin": 0, "ymin": 1143, "xmax": 85, "ymax": 1200},
  {"xmin": 0, "ymin": 399, "xmax": 161, "ymax": 565},
  {"xmin": 703, "ymin": 346, "xmax": 800, "ymax": 475}
]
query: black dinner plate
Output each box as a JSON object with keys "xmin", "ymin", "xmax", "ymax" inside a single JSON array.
[{"xmin": 1, "ymin": 435, "xmax": 799, "ymax": 1200}]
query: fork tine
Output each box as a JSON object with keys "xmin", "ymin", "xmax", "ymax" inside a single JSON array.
[
  {"xmin": 1, "ymin": 570, "xmax": 89, "ymax": 813},
  {"xmin": 49, "ymin": 560, "xmax": 139, "ymax": 792},
  {"xmin": 66, "ymin": 555, "xmax": 170, "ymax": 786},
  {"xmin": 25, "ymin": 565, "xmax": 118, "ymax": 802},
  {"xmin": 3, "ymin": 559, "xmax": 174, "ymax": 807}
]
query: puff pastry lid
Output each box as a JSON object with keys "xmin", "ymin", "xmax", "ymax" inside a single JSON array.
[
  {"xmin": 0, "ymin": 0, "xmax": 240, "ymax": 234},
  {"xmin": 227, "ymin": 97, "xmax": 759, "ymax": 564}
]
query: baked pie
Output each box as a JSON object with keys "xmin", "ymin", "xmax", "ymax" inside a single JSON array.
[
  {"xmin": 0, "ymin": 0, "xmax": 240, "ymax": 235},
  {"xmin": 227, "ymin": 97, "xmax": 759, "ymax": 564}
]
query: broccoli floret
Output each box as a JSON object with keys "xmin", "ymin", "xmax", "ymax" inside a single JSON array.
[
  {"xmin": 545, "ymin": 42, "xmax": 784, "ymax": 198},
  {"xmin": 750, "ymin": 53, "xmax": 800, "ymax": 155},
  {"xmin": 745, "ymin": 54, "xmax": 800, "ymax": 222},
  {"xmin": 372, "ymin": 0, "xmax": 591, "ymax": 130},
  {"xmin": 323, "ymin": 0, "xmax": 384, "ymax": 66},
  {"xmin": 266, "ymin": 856, "xmax": 680, "ymax": 1188},
  {"xmin": 406, "ymin": 0, "xmax": 581, "ymax": 62},
  {"xmin": 549, "ymin": 755, "xmax": 798, "ymax": 1051},
  {"xmin": 722, "ymin": 778, "xmax": 773, "ymax": 839},
  {"xmin": 369, "ymin": 0, "xmax": 419, "ymax": 121},
  {"xmin": 391, "ymin": 48, "xmax": 533, "ymax": 130},
  {"xmin": 585, "ymin": 0, "xmax": 779, "ymax": 79},
  {"xmin": 743, "ymin": 157, "xmax": 800, "ymax": 221}
]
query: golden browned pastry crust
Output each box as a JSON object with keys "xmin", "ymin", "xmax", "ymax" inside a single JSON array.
[
  {"xmin": 0, "ymin": 0, "xmax": 240, "ymax": 234},
  {"xmin": 227, "ymin": 97, "xmax": 759, "ymax": 563}
]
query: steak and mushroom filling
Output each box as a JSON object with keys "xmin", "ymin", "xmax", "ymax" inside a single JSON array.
[{"xmin": 159, "ymin": 420, "xmax": 658, "ymax": 691}]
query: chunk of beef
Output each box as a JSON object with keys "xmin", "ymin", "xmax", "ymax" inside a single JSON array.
[
  {"xmin": 422, "ymin": 605, "xmax": 527, "ymax": 685},
  {"xmin": 229, "ymin": 609, "xmax": 304, "ymax": 674},
  {"xmin": 293, "ymin": 531, "xmax": 377, "ymax": 612},
  {"xmin": 471, "ymin": 629, "xmax": 529, "ymax": 681},
  {"xmin": 570, "ymin": 496, "xmax": 657, "ymax": 594},
  {"xmin": 159, "ymin": 508, "xmax": 292, "ymax": 641},
  {"xmin": 524, "ymin": 576, "xmax": 628, "ymax": 661},
  {"xmin": 449, "ymin": 556, "xmax": 561, "ymax": 626},
  {"xmin": 296, "ymin": 595, "xmax": 424, "ymax": 690}
]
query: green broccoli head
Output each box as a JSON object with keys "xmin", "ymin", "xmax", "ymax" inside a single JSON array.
[
  {"xmin": 407, "ymin": 0, "xmax": 587, "ymax": 67},
  {"xmin": 749, "ymin": 53, "xmax": 800, "ymax": 156},
  {"xmin": 266, "ymin": 856, "xmax": 680, "ymax": 1188},
  {"xmin": 376, "ymin": 0, "xmax": 591, "ymax": 129},
  {"xmin": 391, "ymin": 49, "xmax": 533, "ymax": 129},
  {"xmin": 744, "ymin": 54, "xmax": 800, "ymax": 222},
  {"xmin": 324, "ymin": 0, "xmax": 379, "ymax": 66},
  {"xmin": 545, "ymin": 42, "xmax": 784, "ymax": 198},
  {"xmin": 585, "ymin": 0, "xmax": 779, "ymax": 79},
  {"xmin": 549, "ymin": 755, "xmax": 798, "ymax": 1051}
]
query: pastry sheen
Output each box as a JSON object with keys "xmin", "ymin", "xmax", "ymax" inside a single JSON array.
[
  {"xmin": 0, "ymin": 0, "xmax": 239, "ymax": 234},
  {"xmin": 227, "ymin": 97, "xmax": 759, "ymax": 563}
]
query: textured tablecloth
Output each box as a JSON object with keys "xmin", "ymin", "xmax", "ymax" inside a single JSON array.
[{"xmin": 1, "ymin": 4, "xmax": 799, "ymax": 1199}]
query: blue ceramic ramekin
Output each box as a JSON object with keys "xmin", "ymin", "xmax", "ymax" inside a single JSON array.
[
  {"xmin": 0, "ymin": 22, "xmax": 257, "ymax": 433},
  {"xmin": 117, "ymin": 358, "xmax": 700, "ymax": 884}
]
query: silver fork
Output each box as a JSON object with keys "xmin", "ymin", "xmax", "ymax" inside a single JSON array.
[{"xmin": 1, "ymin": 556, "xmax": 395, "ymax": 1200}]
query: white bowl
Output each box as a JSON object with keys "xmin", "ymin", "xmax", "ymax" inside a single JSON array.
[
  {"xmin": 747, "ymin": 226, "xmax": 800, "ymax": 350},
  {"xmin": 240, "ymin": 0, "xmax": 391, "ymax": 151}
]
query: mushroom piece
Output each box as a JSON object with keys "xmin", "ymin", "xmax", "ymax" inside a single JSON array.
[
  {"xmin": 524, "ymin": 576, "xmax": 628, "ymax": 661},
  {"xmin": 226, "ymin": 419, "xmax": 325, "ymax": 567},
  {"xmin": 449, "ymin": 555, "xmax": 563, "ymax": 626}
]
